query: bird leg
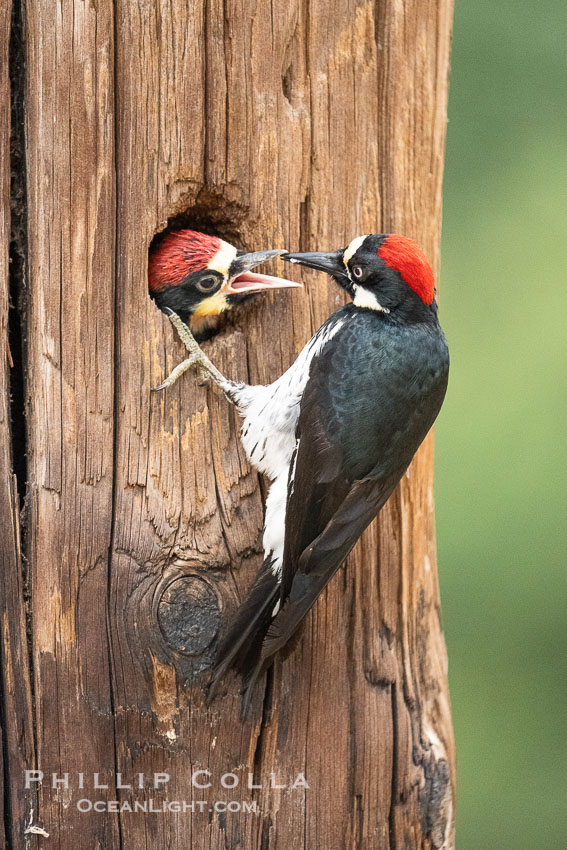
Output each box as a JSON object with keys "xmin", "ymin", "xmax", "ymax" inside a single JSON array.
[{"xmin": 152, "ymin": 309, "xmax": 239, "ymax": 402}]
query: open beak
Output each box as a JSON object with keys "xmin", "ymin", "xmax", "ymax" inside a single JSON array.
[
  {"xmin": 224, "ymin": 249, "xmax": 302, "ymax": 295},
  {"xmin": 282, "ymin": 250, "xmax": 348, "ymax": 279}
]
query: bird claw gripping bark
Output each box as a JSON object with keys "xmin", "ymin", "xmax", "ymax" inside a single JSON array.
[
  {"xmin": 152, "ymin": 309, "xmax": 233, "ymax": 395},
  {"xmin": 151, "ymin": 354, "xmax": 205, "ymax": 392}
]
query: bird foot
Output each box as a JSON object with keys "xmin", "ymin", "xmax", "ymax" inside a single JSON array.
[
  {"xmin": 164, "ymin": 309, "xmax": 202, "ymax": 356},
  {"xmin": 151, "ymin": 353, "xmax": 209, "ymax": 392},
  {"xmin": 152, "ymin": 309, "xmax": 233, "ymax": 395}
]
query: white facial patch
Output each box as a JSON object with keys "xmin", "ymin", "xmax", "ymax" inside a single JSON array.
[
  {"xmin": 353, "ymin": 284, "xmax": 390, "ymax": 312},
  {"xmin": 343, "ymin": 234, "xmax": 366, "ymax": 267},
  {"xmin": 208, "ymin": 239, "xmax": 238, "ymax": 277}
]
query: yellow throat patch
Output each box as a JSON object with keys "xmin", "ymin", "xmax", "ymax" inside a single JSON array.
[{"xmin": 192, "ymin": 291, "xmax": 230, "ymax": 319}]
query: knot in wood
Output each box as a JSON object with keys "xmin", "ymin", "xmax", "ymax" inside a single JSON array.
[{"xmin": 157, "ymin": 576, "xmax": 220, "ymax": 656}]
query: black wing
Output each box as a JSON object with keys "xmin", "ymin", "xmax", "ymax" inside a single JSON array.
[{"xmin": 259, "ymin": 311, "xmax": 448, "ymax": 666}]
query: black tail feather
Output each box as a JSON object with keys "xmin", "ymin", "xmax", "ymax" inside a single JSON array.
[
  {"xmin": 259, "ymin": 479, "xmax": 389, "ymax": 668},
  {"xmin": 207, "ymin": 557, "xmax": 280, "ymax": 704},
  {"xmin": 239, "ymin": 658, "xmax": 267, "ymax": 719}
]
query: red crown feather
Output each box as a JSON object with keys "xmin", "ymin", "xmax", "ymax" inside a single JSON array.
[
  {"xmin": 378, "ymin": 236, "xmax": 435, "ymax": 305},
  {"xmin": 149, "ymin": 230, "xmax": 222, "ymax": 292}
]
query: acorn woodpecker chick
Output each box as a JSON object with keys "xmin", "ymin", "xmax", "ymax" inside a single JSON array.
[
  {"xmin": 206, "ymin": 234, "xmax": 449, "ymax": 713},
  {"xmin": 149, "ymin": 229, "xmax": 300, "ymax": 339}
]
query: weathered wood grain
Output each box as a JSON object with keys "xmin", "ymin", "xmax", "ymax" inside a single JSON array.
[
  {"xmin": 23, "ymin": 0, "xmax": 119, "ymax": 846},
  {"xmin": 6, "ymin": 0, "xmax": 455, "ymax": 847}
]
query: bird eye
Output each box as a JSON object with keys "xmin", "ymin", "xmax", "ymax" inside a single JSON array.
[
  {"xmin": 352, "ymin": 265, "xmax": 363, "ymax": 279},
  {"xmin": 196, "ymin": 274, "xmax": 219, "ymax": 294}
]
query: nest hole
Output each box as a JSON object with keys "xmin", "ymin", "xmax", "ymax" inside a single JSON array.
[
  {"xmin": 149, "ymin": 190, "xmax": 249, "ymax": 255},
  {"xmin": 148, "ymin": 191, "xmax": 261, "ymax": 341}
]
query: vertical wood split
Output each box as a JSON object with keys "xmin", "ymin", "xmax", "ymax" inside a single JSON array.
[{"xmin": 0, "ymin": 1, "xmax": 455, "ymax": 847}]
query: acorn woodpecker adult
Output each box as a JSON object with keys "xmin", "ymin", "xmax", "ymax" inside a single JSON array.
[
  {"xmin": 149, "ymin": 229, "xmax": 300, "ymax": 341},
  {"xmin": 158, "ymin": 234, "xmax": 449, "ymax": 711}
]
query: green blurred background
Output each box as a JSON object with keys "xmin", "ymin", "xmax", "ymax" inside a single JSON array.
[{"xmin": 436, "ymin": 1, "xmax": 567, "ymax": 847}]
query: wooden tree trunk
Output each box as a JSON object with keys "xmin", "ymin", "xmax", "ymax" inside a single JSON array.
[{"xmin": 1, "ymin": 0, "xmax": 455, "ymax": 847}]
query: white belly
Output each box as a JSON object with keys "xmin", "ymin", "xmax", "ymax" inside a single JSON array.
[{"xmin": 232, "ymin": 319, "xmax": 345, "ymax": 576}]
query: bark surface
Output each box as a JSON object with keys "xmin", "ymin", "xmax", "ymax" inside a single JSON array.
[{"xmin": 1, "ymin": 1, "xmax": 455, "ymax": 847}]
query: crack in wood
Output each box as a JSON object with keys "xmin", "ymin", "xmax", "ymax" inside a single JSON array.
[
  {"xmin": 8, "ymin": 0, "xmax": 27, "ymax": 513},
  {"xmin": 388, "ymin": 680, "xmax": 399, "ymax": 850}
]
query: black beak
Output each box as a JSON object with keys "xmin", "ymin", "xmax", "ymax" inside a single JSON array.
[
  {"xmin": 229, "ymin": 249, "xmax": 284, "ymax": 278},
  {"xmin": 225, "ymin": 249, "xmax": 301, "ymax": 294},
  {"xmin": 282, "ymin": 250, "xmax": 348, "ymax": 279}
]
